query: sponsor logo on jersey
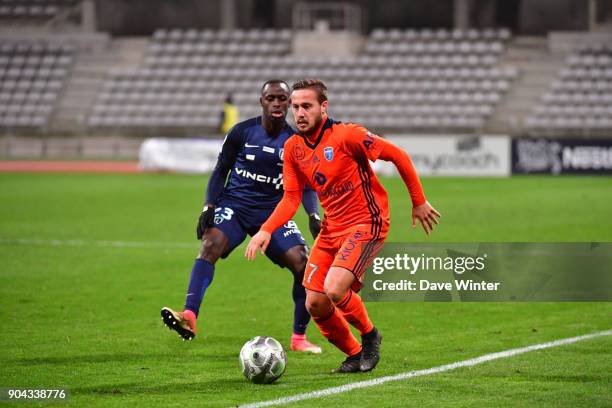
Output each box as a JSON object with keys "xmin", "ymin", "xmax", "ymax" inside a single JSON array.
[
  {"xmin": 284, "ymin": 220, "xmax": 298, "ymax": 229},
  {"xmin": 324, "ymin": 146, "xmax": 334, "ymax": 161},
  {"xmin": 245, "ymin": 143, "xmax": 259, "ymax": 148},
  {"xmin": 363, "ymin": 132, "xmax": 376, "ymax": 150},
  {"xmin": 283, "ymin": 229, "xmax": 299, "ymax": 237},
  {"xmin": 338, "ymin": 231, "xmax": 364, "ymax": 261},
  {"xmin": 234, "ymin": 167, "xmax": 283, "ymax": 189},
  {"xmin": 313, "ymin": 171, "xmax": 327, "ymax": 186},
  {"xmin": 282, "ymin": 220, "xmax": 302, "ymax": 238},
  {"xmin": 319, "ymin": 180, "xmax": 355, "ymax": 199},
  {"xmin": 246, "ymin": 154, "xmax": 255, "ymax": 161},
  {"xmin": 263, "ymin": 146, "xmax": 275, "ymax": 153}
]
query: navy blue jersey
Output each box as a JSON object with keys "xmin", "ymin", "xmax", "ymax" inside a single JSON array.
[{"xmin": 216, "ymin": 117, "xmax": 295, "ymax": 209}]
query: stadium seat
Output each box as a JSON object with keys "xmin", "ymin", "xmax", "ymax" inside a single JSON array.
[
  {"xmin": 0, "ymin": 39, "xmax": 74, "ymax": 128},
  {"xmin": 527, "ymin": 45, "xmax": 612, "ymax": 134},
  {"xmin": 85, "ymin": 28, "xmax": 518, "ymax": 132}
]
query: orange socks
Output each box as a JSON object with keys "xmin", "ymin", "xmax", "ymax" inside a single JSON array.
[
  {"xmin": 334, "ymin": 290, "xmax": 374, "ymax": 335},
  {"xmin": 312, "ymin": 307, "xmax": 361, "ymax": 356},
  {"xmin": 311, "ymin": 291, "xmax": 373, "ymax": 356}
]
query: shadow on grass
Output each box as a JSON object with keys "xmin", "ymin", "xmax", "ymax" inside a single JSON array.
[
  {"xmin": 71, "ymin": 377, "xmax": 274, "ymax": 396},
  {"xmin": 10, "ymin": 351, "xmax": 237, "ymax": 366}
]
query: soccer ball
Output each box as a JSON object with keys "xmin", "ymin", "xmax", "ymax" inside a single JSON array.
[{"xmin": 239, "ymin": 336, "xmax": 287, "ymax": 384}]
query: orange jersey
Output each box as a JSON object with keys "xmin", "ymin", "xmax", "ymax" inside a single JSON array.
[{"xmin": 283, "ymin": 118, "xmax": 390, "ymax": 237}]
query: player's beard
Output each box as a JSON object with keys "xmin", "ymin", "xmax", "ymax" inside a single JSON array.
[
  {"xmin": 302, "ymin": 115, "xmax": 323, "ymax": 137},
  {"xmin": 265, "ymin": 110, "xmax": 287, "ymax": 133},
  {"xmin": 269, "ymin": 113, "xmax": 286, "ymax": 124}
]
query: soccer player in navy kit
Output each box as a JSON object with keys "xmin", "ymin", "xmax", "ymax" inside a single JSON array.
[{"xmin": 161, "ymin": 80, "xmax": 322, "ymax": 353}]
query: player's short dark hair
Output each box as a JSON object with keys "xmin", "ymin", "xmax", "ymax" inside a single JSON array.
[
  {"xmin": 261, "ymin": 79, "xmax": 290, "ymax": 94},
  {"xmin": 291, "ymin": 79, "xmax": 328, "ymax": 104}
]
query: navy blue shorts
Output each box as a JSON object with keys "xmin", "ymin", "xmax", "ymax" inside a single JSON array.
[{"xmin": 213, "ymin": 199, "xmax": 306, "ymax": 266}]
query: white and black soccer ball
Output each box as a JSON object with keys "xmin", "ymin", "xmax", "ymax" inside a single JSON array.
[{"xmin": 239, "ymin": 336, "xmax": 287, "ymax": 384}]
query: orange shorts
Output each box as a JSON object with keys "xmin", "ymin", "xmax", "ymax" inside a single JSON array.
[{"xmin": 303, "ymin": 224, "xmax": 388, "ymax": 293}]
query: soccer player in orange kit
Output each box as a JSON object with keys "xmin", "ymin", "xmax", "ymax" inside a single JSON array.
[{"xmin": 246, "ymin": 79, "xmax": 441, "ymax": 373}]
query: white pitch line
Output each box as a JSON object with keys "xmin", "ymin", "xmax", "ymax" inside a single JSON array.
[
  {"xmin": 0, "ymin": 237, "xmax": 195, "ymax": 249},
  {"xmin": 239, "ymin": 330, "xmax": 612, "ymax": 408}
]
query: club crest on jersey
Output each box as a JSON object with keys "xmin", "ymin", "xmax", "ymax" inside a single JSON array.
[
  {"xmin": 279, "ymin": 148, "xmax": 284, "ymax": 161},
  {"xmin": 293, "ymin": 145, "xmax": 305, "ymax": 161},
  {"xmin": 313, "ymin": 171, "xmax": 327, "ymax": 186},
  {"xmin": 323, "ymin": 147, "xmax": 334, "ymax": 161}
]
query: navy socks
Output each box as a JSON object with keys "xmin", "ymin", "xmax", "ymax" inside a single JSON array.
[
  {"xmin": 292, "ymin": 280, "xmax": 311, "ymax": 335},
  {"xmin": 184, "ymin": 259, "xmax": 215, "ymax": 317}
]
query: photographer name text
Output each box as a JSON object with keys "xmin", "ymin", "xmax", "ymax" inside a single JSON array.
[{"xmin": 370, "ymin": 253, "xmax": 501, "ymax": 292}]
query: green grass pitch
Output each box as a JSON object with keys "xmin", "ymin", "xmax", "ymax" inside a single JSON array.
[{"xmin": 0, "ymin": 173, "xmax": 610, "ymax": 407}]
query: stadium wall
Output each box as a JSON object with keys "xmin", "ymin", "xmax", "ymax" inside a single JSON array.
[
  {"xmin": 91, "ymin": 0, "xmax": 600, "ymax": 35},
  {"xmin": 137, "ymin": 135, "xmax": 612, "ymax": 176},
  {"xmin": 0, "ymin": 135, "xmax": 142, "ymax": 159},
  {"xmin": 136, "ymin": 134, "xmax": 512, "ymax": 177},
  {"xmin": 94, "ymin": 0, "xmax": 223, "ymax": 35},
  {"xmin": 3, "ymin": 135, "xmax": 611, "ymax": 176},
  {"xmin": 374, "ymin": 135, "xmax": 511, "ymax": 176},
  {"xmin": 519, "ymin": 0, "xmax": 589, "ymax": 34}
]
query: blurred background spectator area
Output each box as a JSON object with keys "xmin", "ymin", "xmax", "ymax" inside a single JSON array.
[{"xmin": 1, "ymin": 0, "xmax": 612, "ymax": 159}]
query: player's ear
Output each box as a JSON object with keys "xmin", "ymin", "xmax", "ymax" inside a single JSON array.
[
  {"xmin": 321, "ymin": 100, "xmax": 328, "ymax": 114},
  {"xmin": 259, "ymin": 96, "xmax": 264, "ymax": 107}
]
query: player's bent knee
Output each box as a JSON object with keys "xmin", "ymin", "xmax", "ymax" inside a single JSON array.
[
  {"xmin": 324, "ymin": 267, "xmax": 354, "ymax": 304},
  {"xmin": 284, "ymin": 245, "xmax": 308, "ymax": 278},
  {"xmin": 304, "ymin": 297, "xmax": 319, "ymax": 315},
  {"xmin": 198, "ymin": 241, "xmax": 220, "ymax": 263},
  {"xmin": 197, "ymin": 231, "xmax": 227, "ymax": 264},
  {"xmin": 323, "ymin": 279, "xmax": 349, "ymax": 304},
  {"xmin": 324, "ymin": 286, "xmax": 346, "ymax": 304},
  {"xmin": 305, "ymin": 292, "xmax": 331, "ymax": 317}
]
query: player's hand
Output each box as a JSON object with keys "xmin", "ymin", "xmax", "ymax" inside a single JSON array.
[
  {"xmin": 196, "ymin": 204, "xmax": 215, "ymax": 240},
  {"xmin": 308, "ymin": 213, "xmax": 321, "ymax": 239},
  {"xmin": 245, "ymin": 230, "xmax": 272, "ymax": 260},
  {"xmin": 412, "ymin": 201, "xmax": 441, "ymax": 235}
]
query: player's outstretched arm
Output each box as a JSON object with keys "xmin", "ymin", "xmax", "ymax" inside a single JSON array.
[
  {"xmin": 245, "ymin": 189, "xmax": 302, "ymax": 260},
  {"xmin": 197, "ymin": 158, "xmax": 231, "ymax": 239},
  {"xmin": 196, "ymin": 129, "xmax": 241, "ymax": 239},
  {"xmin": 204, "ymin": 156, "xmax": 232, "ymax": 206},
  {"xmin": 377, "ymin": 139, "xmax": 441, "ymax": 235}
]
